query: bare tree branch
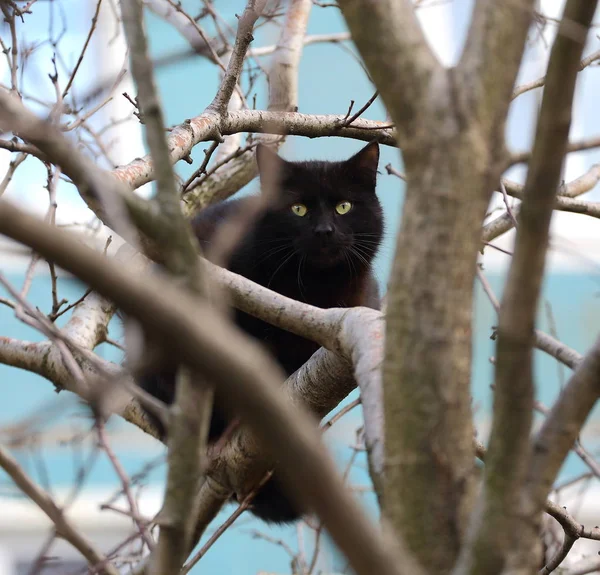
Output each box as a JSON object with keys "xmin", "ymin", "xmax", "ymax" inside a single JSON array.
[
  {"xmin": 121, "ymin": 0, "xmax": 178, "ymax": 208},
  {"xmin": 473, "ymin": 440, "xmax": 600, "ymax": 575},
  {"xmin": 510, "ymin": 136, "xmax": 600, "ymax": 166},
  {"xmin": 512, "ymin": 335, "xmax": 600, "ymax": 572},
  {"xmin": 251, "ymin": 31, "xmax": 350, "ymax": 56},
  {"xmin": 457, "ymin": 0, "xmax": 537, "ymax": 140},
  {"xmin": 501, "ymin": 177, "xmax": 600, "ymax": 220},
  {"xmin": 207, "ymin": 0, "xmax": 266, "ymax": 114},
  {"xmin": 183, "ymin": 0, "xmax": 313, "ymax": 213},
  {"xmin": 0, "ymin": 90, "xmax": 152, "ymax": 244},
  {"xmin": 482, "ymin": 164, "xmax": 600, "ymax": 243},
  {"xmin": 338, "ymin": 0, "xmax": 441, "ymax": 144},
  {"xmin": 120, "ymin": 1, "xmax": 216, "ymax": 571},
  {"xmin": 267, "ymin": 0, "xmax": 311, "ymax": 112},
  {"xmin": 0, "ymin": 444, "xmax": 119, "ymax": 575},
  {"xmin": 512, "ymin": 48, "xmax": 600, "ymax": 100}
]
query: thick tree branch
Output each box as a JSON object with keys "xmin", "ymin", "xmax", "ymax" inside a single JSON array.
[
  {"xmin": 457, "ymin": 0, "xmax": 537, "ymax": 139},
  {"xmin": 200, "ymin": 259, "xmax": 387, "ymax": 498},
  {"xmin": 338, "ymin": 2, "xmax": 536, "ymax": 572},
  {"xmin": 212, "ymin": 110, "xmax": 396, "ymax": 149},
  {"xmin": 0, "ymin": 90, "xmax": 395, "ymax": 220},
  {"xmin": 457, "ymin": 3, "xmax": 599, "ymax": 574},
  {"xmin": 149, "ymin": 4, "xmax": 316, "ymax": 559},
  {"xmin": 134, "ymin": 248, "xmax": 388, "ymax": 502}
]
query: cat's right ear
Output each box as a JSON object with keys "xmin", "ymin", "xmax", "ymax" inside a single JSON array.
[
  {"xmin": 256, "ymin": 144, "xmax": 288, "ymax": 194},
  {"xmin": 256, "ymin": 144, "xmax": 280, "ymax": 171},
  {"xmin": 346, "ymin": 141, "xmax": 380, "ymax": 185}
]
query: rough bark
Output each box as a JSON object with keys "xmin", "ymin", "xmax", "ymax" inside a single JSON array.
[
  {"xmin": 455, "ymin": 2, "xmax": 599, "ymax": 574},
  {"xmin": 339, "ymin": 1, "xmax": 535, "ymax": 571}
]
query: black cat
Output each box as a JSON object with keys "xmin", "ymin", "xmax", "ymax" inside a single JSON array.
[{"xmin": 138, "ymin": 141, "xmax": 385, "ymax": 523}]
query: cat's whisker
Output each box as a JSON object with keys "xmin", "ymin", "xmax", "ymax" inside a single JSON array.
[
  {"xmin": 348, "ymin": 246, "xmax": 371, "ymax": 268},
  {"xmin": 267, "ymin": 249, "xmax": 298, "ymax": 288},
  {"xmin": 352, "ymin": 246, "xmax": 377, "ymax": 258},
  {"xmin": 253, "ymin": 244, "xmax": 294, "ymax": 267},
  {"xmin": 354, "ymin": 241, "xmax": 389, "ymax": 255},
  {"xmin": 351, "ymin": 242, "xmax": 377, "ymax": 255},
  {"xmin": 354, "ymin": 239, "xmax": 383, "ymax": 245},
  {"xmin": 343, "ymin": 248, "xmax": 358, "ymax": 279},
  {"xmin": 353, "ymin": 239, "xmax": 383, "ymax": 246}
]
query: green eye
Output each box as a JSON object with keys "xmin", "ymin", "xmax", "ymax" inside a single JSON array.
[
  {"xmin": 335, "ymin": 201, "xmax": 352, "ymax": 215},
  {"xmin": 291, "ymin": 203, "xmax": 308, "ymax": 217}
]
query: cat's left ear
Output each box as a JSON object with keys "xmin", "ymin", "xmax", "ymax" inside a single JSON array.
[
  {"xmin": 346, "ymin": 141, "xmax": 379, "ymax": 185},
  {"xmin": 256, "ymin": 144, "xmax": 291, "ymax": 193}
]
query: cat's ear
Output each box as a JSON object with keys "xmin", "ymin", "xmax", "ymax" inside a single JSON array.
[
  {"xmin": 346, "ymin": 141, "xmax": 379, "ymax": 185},
  {"xmin": 256, "ymin": 144, "xmax": 290, "ymax": 193}
]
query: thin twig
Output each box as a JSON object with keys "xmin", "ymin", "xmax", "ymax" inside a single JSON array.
[
  {"xmin": 62, "ymin": 0, "xmax": 103, "ymax": 98},
  {"xmin": 96, "ymin": 420, "xmax": 155, "ymax": 550},
  {"xmin": 342, "ymin": 91, "xmax": 378, "ymax": 127},
  {"xmin": 385, "ymin": 163, "xmax": 406, "ymax": 181},
  {"xmin": 500, "ymin": 180, "xmax": 518, "ymax": 228},
  {"xmin": 0, "ymin": 444, "xmax": 119, "ymax": 575},
  {"xmin": 181, "ymin": 140, "xmax": 219, "ymax": 192},
  {"xmin": 321, "ymin": 398, "xmax": 361, "ymax": 431},
  {"xmin": 209, "ymin": 0, "xmax": 267, "ymax": 114},
  {"xmin": 512, "ymin": 48, "xmax": 600, "ymax": 100},
  {"xmin": 182, "ymin": 471, "xmax": 273, "ymax": 573}
]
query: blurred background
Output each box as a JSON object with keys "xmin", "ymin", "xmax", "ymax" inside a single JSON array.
[{"xmin": 1, "ymin": 0, "xmax": 600, "ymax": 573}]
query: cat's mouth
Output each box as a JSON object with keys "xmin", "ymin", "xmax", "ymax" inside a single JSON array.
[{"xmin": 304, "ymin": 244, "xmax": 346, "ymax": 267}]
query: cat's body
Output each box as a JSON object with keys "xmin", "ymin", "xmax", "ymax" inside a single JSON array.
[{"xmin": 138, "ymin": 142, "xmax": 384, "ymax": 523}]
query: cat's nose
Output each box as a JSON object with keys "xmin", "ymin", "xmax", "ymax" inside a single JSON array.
[{"xmin": 314, "ymin": 223, "xmax": 333, "ymax": 236}]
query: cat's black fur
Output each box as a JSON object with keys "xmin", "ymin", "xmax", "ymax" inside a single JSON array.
[{"xmin": 138, "ymin": 141, "xmax": 384, "ymax": 523}]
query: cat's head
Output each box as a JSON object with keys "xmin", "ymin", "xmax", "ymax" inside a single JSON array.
[{"xmin": 255, "ymin": 142, "xmax": 384, "ymax": 269}]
